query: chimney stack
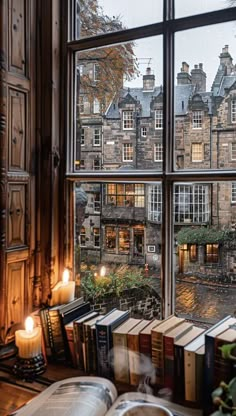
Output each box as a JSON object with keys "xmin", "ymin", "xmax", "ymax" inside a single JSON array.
[
  {"xmin": 191, "ymin": 63, "xmax": 206, "ymax": 92},
  {"xmin": 219, "ymin": 45, "xmax": 233, "ymax": 75},
  {"xmin": 143, "ymin": 67, "xmax": 155, "ymax": 91},
  {"xmin": 177, "ymin": 61, "xmax": 192, "ymax": 85}
]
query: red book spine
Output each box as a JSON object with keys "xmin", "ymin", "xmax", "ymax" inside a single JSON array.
[{"xmin": 139, "ymin": 333, "xmax": 151, "ymax": 357}]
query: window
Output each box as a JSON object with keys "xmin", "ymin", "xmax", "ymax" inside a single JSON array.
[
  {"xmin": 93, "ymin": 98, "xmax": 100, "ymax": 113},
  {"xmin": 148, "ymin": 184, "xmax": 162, "ymax": 222},
  {"xmin": 81, "ymin": 128, "xmax": 85, "ymax": 146},
  {"xmin": 80, "ymin": 227, "xmax": 86, "ymax": 246},
  {"xmin": 94, "ymin": 63, "xmax": 100, "ymax": 81},
  {"xmin": 154, "ymin": 143, "xmax": 163, "ymax": 162},
  {"xmin": 141, "ymin": 126, "xmax": 147, "ymax": 137},
  {"xmin": 231, "ymin": 143, "xmax": 236, "ymax": 160},
  {"xmin": 192, "ymin": 143, "xmax": 203, "ymax": 162},
  {"xmin": 93, "ymin": 158, "xmax": 101, "ymax": 170},
  {"xmin": 70, "ymin": 2, "xmax": 236, "ymax": 320},
  {"xmin": 232, "ymin": 182, "xmax": 236, "ymax": 203},
  {"xmin": 155, "ymin": 109, "xmax": 163, "ymax": 129},
  {"xmin": 174, "ymin": 184, "xmax": 210, "ymax": 223},
  {"xmin": 79, "ymin": 96, "xmax": 84, "ymax": 114},
  {"xmin": 189, "ymin": 244, "xmax": 197, "ymax": 262},
  {"xmin": 192, "ymin": 111, "xmax": 202, "ymax": 129},
  {"xmin": 105, "ymin": 226, "xmax": 116, "ymax": 251},
  {"xmin": 106, "ymin": 183, "xmax": 145, "ymax": 207},
  {"xmin": 80, "ymin": 159, "xmax": 85, "ymax": 170},
  {"xmin": 94, "ymin": 193, "xmax": 101, "ymax": 212},
  {"xmin": 93, "ymin": 228, "xmax": 100, "ymax": 247},
  {"xmin": 123, "ymin": 143, "xmax": 133, "ymax": 162},
  {"xmin": 232, "ymin": 99, "xmax": 236, "ymax": 123},
  {"xmin": 118, "ymin": 227, "xmax": 130, "ymax": 253},
  {"xmin": 123, "ymin": 111, "xmax": 134, "ymax": 130},
  {"xmin": 93, "ymin": 128, "xmax": 101, "ymax": 146},
  {"xmin": 205, "ymin": 244, "xmax": 219, "ymax": 264},
  {"xmin": 78, "ymin": 64, "xmax": 84, "ymax": 76}
]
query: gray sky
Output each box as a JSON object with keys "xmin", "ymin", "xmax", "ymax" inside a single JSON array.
[{"xmin": 99, "ymin": 0, "xmax": 236, "ymax": 90}]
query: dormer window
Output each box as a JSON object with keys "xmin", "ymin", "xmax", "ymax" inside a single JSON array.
[
  {"xmin": 155, "ymin": 109, "xmax": 163, "ymax": 129},
  {"xmin": 192, "ymin": 111, "xmax": 202, "ymax": 129},
  {"xmin": 123, "ymin": 111, "xmax": 134, "ymax": 130},
  {"xmin": 231, "ymin": 99, "xmax": 236, "ymax": 123}
]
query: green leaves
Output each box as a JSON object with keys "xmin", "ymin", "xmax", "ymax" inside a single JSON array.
[{"xmin": 176, "ymin": 227, "xmax": 235, "ymax": 245}]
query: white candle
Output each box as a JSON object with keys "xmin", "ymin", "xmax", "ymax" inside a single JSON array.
[
  {"xmin": 15, "ymin": 317, "xmax": 42, "ymax": 359},
  {"xmin": 50, "ymin": 281, "xmax": 63, "ymax": 306},
  {"xmin": 59, "ymin": 268, "xmax": 75, "ymax": 304}
]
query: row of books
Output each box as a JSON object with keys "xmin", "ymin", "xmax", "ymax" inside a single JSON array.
[{"xmin": 37, "ymin": 298, "xmax": 236, "ymax": 415}]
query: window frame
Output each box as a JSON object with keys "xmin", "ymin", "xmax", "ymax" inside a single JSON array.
[
  {"xmin": 123, "ymin": 110, "xmax": 134, "ymax": 130},
  {"xmin": 155, "ymin": 109, "xmax": 163, "ymax": 130},
  {"xmin": 123, "ymin": 143, "xmax": 133, "ymax": 162},
  {"xmin": 154, "ymin": 143, "xmax": 163, "ymax": 162},
  {"xmin": 66, "ymin": 1, "xmax": 236, "ymax": 318},
  {"xmin": 93, "ymin": 128, "xmax": 101, "ymax": 146},
  {"xmin": 191, "ymin": 143, "xmax": 203, "ymax": 162},
  {"xmin": 231, "ymin": 99, "xmax": 236, "ymax": 123},
  {"xmin": 192, "ymin": 111, "xmax": 203, "ymax": 129}
]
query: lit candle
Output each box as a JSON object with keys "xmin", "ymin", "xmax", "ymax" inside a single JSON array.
[
  {"xmin": 15, "ymin": 317, "xmax": 42, "ymax": 359},
  {"xmin": 59, "ymin": 268, "xmax": 75, "ymax": 305}
]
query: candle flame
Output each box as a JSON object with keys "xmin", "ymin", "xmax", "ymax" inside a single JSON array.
[
  {"xmin": 25, "ymin": 316, "xmax": 34, "ymax": 333},
  {"xmin": 100, "ymin": 266, "xmax": 106, "ymax": 278},
  {"xmin": 62, "ymin": 268, "xmax": 70, "ymax": 284}
]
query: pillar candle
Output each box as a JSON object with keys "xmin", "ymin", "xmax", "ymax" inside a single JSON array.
[
  {"xmin": 59, "ymin": 269, "xmax": 75, "ymax": 304},
  {"xmin": 50, "ymin": 281, "xmax": 63, "ymax": 306},
  {"xmin": 15, "ymin": 317, "xmax": 42, "ymax": 359}
]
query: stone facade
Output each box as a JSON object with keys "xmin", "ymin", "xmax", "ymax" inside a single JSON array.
[{"xmin": 76, "ymin": 45, "xmax": 236, "ymax": 279}]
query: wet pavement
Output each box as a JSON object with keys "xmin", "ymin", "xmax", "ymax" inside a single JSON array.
[
  {"xmin": 150, "ymin": 277, "xmax": 236, "ymax": 322},
  {"xmin": 175, "ymin": 280, "xmax": 236, "ymax": 321}
]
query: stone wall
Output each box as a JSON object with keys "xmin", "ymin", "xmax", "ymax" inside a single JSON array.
[{"xmin": 88, "ymin": 285, "xmax": 161, "ymax": 320}]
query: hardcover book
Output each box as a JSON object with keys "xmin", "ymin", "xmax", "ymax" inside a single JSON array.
[
  {"xmin": 203, "ymin": 315, "xmax": 236, "ymax": 415},
  {"xmin": 84, "ymin": 315, "xmax": 104, "ymax": 374},
  {"xmin": 163, "ymin": 321, "xmax": 193, "ymax": 390},
  {"xmin": 96, "ymin": 309, "xmax": 130, "ymax": 379},
  {"xmin": 173, "ymin": 326, "xmax": 205, "ymax": 404},
  {"xmin": 127, "ymin": 319, "xmax": 150, "ymax": 386},
  {"xmin": 73, "ymin": 310, "xmax": 99, "ymax": 370},
  {"xmin": 112, "ymin": 317, "xmax": 141, "ymax": 384},
  {"xmin": 40, "ymin": 297, "xmax": 90, "ymax": 362},
  {"xmin": 214, "ymin": 326, "xmax": 236, "ymax": 388},
  {"xmin": 139, "ymin": 319, "xmax": 161, "ymax": 358},
  {"xmin": 151, "ymin": 315, "xmax": 185, "ymax": 386}
]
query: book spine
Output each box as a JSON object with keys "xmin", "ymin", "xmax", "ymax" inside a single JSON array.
[
  {"xmin": 48, "ymin": 310, "xmax": 66, "ymax": 360},
  {"xmin": 40, "ymin": 309, "xmax": 52, "ymax": 357},
  {"xmin": 196, "ymin": 352, "xmax": 204, "ymax": 406},
  {"xmin": 90, "ymin": 326, "xmax": 98, "ymax": 374},
  {"xmin": 96, "ymin": 324, "xmax": 110, "ymax": 378},
  {"xmin": 163, "ymin": 336, "xmax": 174, "ymax": 390},
  {"xmin": 203, "ymin": 334, "xmax": 215, "ymax": 415},
  {"xmin": 65, "ymin": 327, "xmax": 76, "ymax": 367},
  {"xmin": 74, "ymin": 322, "xmax": 82, "ymax": 368},
  {"xmin": 139, "ymin": 333, "xmax": 151, "ymax": 357},
  {"xmin": 173, "ymin": 344, "xmax": 185, "ymax": 404},
  {"xmin": 184, "ymin": 350, "xmax": 196, "ymax": 402},
  {"xmin": 152, "ymin": 332, "xmax": 164, "ymax": 386},
  {"xmin": 128, "ymin": 334, "xmax": 140, "ymax": 386},
  {"xmin": 113, "ymin": 333, "xmax": 129, "ymax": 384}
]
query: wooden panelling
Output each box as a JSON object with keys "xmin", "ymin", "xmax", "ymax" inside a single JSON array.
[
  {"xmin": 8, "ymin": 88, "xmax": 26, "ymax": 171},
  {"xmin": 8, "ymin": 0, "xmax": 26, "ymax": 75},
  {"xmin": 6, "ymin": 260, "xmax": 25, "ymax": 329},
  {"xmin": 7, "ymin": 184, "xmax": 25, "ymax": 247}
]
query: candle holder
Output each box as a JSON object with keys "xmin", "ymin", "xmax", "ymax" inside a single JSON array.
[{"xmin": 12, "ymin": 353, "xmax": 46, "ymax": 381}]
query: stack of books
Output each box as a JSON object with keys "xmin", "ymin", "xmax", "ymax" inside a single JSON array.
[{"xmin": 36, "ymin": 301, "xmax": 236, "ymax": 412}]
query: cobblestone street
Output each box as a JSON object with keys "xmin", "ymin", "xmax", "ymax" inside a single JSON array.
[{"xmin": 151, "ymin": 277, "xmax": 236, "ymax": 322}]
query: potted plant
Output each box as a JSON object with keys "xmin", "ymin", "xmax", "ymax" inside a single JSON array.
[{"xmin": 211, "ymin": 343, "xmax": 236, "ymax": 415}]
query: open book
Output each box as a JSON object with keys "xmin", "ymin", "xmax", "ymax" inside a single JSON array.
[{"xmin": 10, "ymin": 377, "xmax": 202, "ymax": 416}]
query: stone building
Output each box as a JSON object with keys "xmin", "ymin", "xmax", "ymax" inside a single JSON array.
[{"xmin": 77, "ymin": 45, "xmax": 236, "ymax": 279}]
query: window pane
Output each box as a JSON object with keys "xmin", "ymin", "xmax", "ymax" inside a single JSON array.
[
  {"xmin": 175, "ymin": 181, "xmax": 236, "ymax": 321},
  {"xmin": 175, "ymin": 0, "xmax": 235, "ymax": 18},
  {"xmin": 74, "ymin": 36, "xmax": 163, "ymax": 172},
  {"xmin": 75, "ymin": 0, "xmax": 163, "ymax": 40},
  {"xmin": 175, "ymin": 22, "xmax": 236, "ymax": 170},
  {"xmin": 74, "ymin": 181, "xmax": 162, "ymax": 315}
]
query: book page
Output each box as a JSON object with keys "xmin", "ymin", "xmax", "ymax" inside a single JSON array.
[{"xmin": 11, "ymin": 377, "xmax": 117, "ymax": 416}]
